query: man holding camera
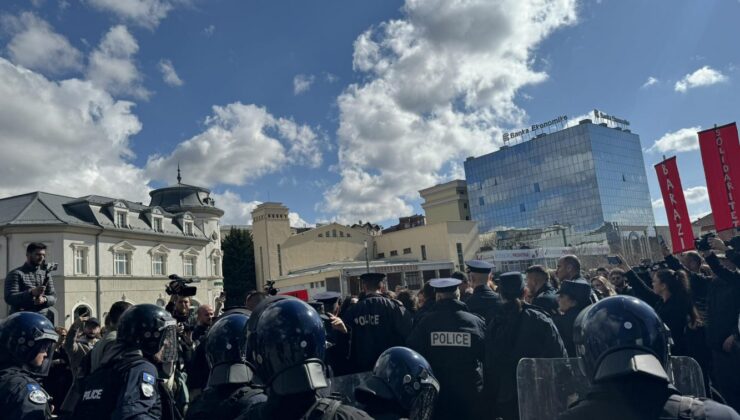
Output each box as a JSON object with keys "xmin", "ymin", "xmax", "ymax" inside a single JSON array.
[{"xmin": 4, "ymin": 242, "xmax": 57, "ymax": 321}]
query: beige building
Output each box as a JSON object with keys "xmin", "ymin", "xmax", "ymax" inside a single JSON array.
[
  {"xmin": 0, "ymin": 180, "xmax": 224, "ymax": 327},
  {"xmin": 252, "ymin": 181, "xmax": 479, "ymax": 298},
  {"xmin": 419, "ymin": 180, "xmax": 471, "ymax": 224}
]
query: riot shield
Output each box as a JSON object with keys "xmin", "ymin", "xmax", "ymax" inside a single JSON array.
[
  {"xmin": 516, "ymin": 356, "xmax": 705, "ymax": 420},
  {"xmin": 329, "ymin": 371, "xmax": 374, "ymax": 404}
]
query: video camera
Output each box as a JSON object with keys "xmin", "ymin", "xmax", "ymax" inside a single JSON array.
[
  {"xmin": 265, "ymin": 280, "xmax": 279, "ymax": 296},
  {"xmin": 40, "ymin": 261, "xmax": 58, "ymax": 273},
  {"xmin": 166, "ymin": 274, "xmax": 198, "ymax": 297},
  {"xmin": 694, "ymin": 232, "xmax": 740, "ymax": 252}
]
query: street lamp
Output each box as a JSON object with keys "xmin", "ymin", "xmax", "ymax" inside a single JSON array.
[{"xmin": 364, "ymin": 239, "xmax": 370, "ymax": 272}]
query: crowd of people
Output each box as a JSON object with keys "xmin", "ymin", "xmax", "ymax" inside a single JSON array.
[{"xmin": 1, "ymin": 236, "xmax": 739, "ymax": 419}]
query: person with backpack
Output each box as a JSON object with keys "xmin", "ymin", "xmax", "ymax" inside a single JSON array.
[{"xmin": 72, "ymin": 304, "xmax": 181, "ymax": 419}]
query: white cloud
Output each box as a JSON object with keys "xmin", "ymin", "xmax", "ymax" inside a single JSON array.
[
  {"xmin": 651, "ymin": 186, "xmax": 708, "ymax": 209},
  {"xmin": 0, "ymin": 57, "xmax": 150, "ymax": 202},
  {"xmin": 321, "ymin": 0, "xmax": 578, "ymax": 223},
  {"xmin": 652, "ymin": 198, "xmax": 664, "ymax": 209},
  {"xmin": 324, "ymin": 72, "xmax": 338, "ymax": 83},
  {"xmin": 84, "ymin": 0, "xmax": 185, "ymax": 29},
  {"xmin": 2, "ymin": 12, "xmax": 83, "ymax": 76},
  {"xmin": 145, "ymin": 102, "xmax": 323, "ymax": 187},
  {"xmin": 87, "ymin": 25, "xmax": 150, "ymax": 99},
  {"xmin": 641, "ymin": 76, "xmax": 658, "ymax": 88},
  {"xmin": 647, "ymin": 126, "xmax": 701, "ymax": 153},
  {"xmin": 203, "ymin": 25, "xmax": 215, "ymax": 37},
  {"xmin": 157, "ymin": 58, "xmax": 183, "ymax": 86},
  {"xmin": 675, "ymin": 66, "xmax": 727, "ymax": 92},
  {"xmin": 293, "ymin": 74, "xmax": 315, "ymax": 95},
  {"xmin": 212, "ymin": 191, "xmax": 313, "ymax": 227}
]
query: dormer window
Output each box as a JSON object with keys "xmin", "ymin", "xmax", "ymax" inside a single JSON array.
[
  {"xmin": 152, "ymin": 217, "xmax": 163, "ymax": 232},
  {"xmin": 115, "ymin": 211, "xmax": 127, "ymax": 228},
  {"xmin": 184, "ymin": 221, "xmax": 194, "ymax": 236}
]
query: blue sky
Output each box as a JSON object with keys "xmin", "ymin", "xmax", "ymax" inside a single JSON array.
[{"xmin": 0, "ymin": 0, "xmax": 737, "ymax": 227}]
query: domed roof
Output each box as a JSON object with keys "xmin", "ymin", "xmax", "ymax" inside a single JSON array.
[{"xmin": 148, "ymin": 166, "xmax": 224, "ymax": 217}]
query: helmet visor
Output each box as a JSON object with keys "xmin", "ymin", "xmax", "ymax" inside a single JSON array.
[
  {"xmin": 408, "ymin": 381, "xmax": 439, "ymax": 420},
  {"xmin": 27, "ymin": 340, "xmax": 57, "ymax": 377},
  {"xmin": 153, "ymin": 321, "xmax": 177, "ymax": 377}
]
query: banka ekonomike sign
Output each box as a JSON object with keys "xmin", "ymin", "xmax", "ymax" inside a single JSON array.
[
  {"xmin": 593, "ymin": 109, "xmax": 630, "ymax": 127},
  {"xmin": 502, "ymin": 115, "xmax": 568, "ymax": 143}
]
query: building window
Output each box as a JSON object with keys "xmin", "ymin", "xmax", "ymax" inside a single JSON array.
[
  {"xmin": 211, "ymin": 257, "xmax": 221, "ymax": 276},
  {"xmin": 347, "ymin": 233, "xmax": 351, "ymax": 237},
  {"xmin": 377, "ymin": 252, "xmax": 385, "ymax": 258},
  {"xmin": 534, "ymin": 182, "xmax": 540, "ymax": 192},
  {"xmin": 339, "ymin": 231, "xmax": 344, "ymax": 237},
  {"xmin": 403, "ymin": 248, "xmax": 412, "ymax": 255},
  {"xmin": 152, "ymin": 218, "xmax": 162, "ymax": 232},
  {"xmin": 479, "ymin": 197, "xmax": 484, "ymax": 206},
  {"xmin": 463, "ymin": 202, "xmax": 468, "ymax": 209},
  {"xmin": 152, "ymin": 255, "xmax": 166, "ymax": 276},
  {"xmin": 114, "ymin": 252, "xmax": 130, "ymax": 275},
  {"xmin": 421, "ymin": 245, "xmax": 427, "ymax": 261},
  {"xmin": 184, "ymin": 256, "xmax": 196, "ymax": 276},
  {"xmin": 277, "ymin": 244, "xmax": 282, "ymax": 276},
  {"xmin": 116, "ymin": 212, "xmax": 127, "ymax": 227},
  {"xmin": 332, "ymin": 229, "xmax": 337, "ymax": 237},
  {"xmin": 184, "ymin": 221, "xmax": 194, "ymax": 236},
  {"xmin": 456, "ymin": 243, "xmax": 464, "ymax": 268},
  {"xmin": 320, "ymin": 281, "xmax": 325, "ymax": 287},
  {"xmin": 318, "ymin": 233, "xmax": 323, "ymax": 237},
  {"xmin": 520, "ymin": 203, "xmax": 526, "ymax": 212},
  {"xmin": 390, "ymin": 250, "xmax": 398, "ymax": 257},
  {"xmin": 74, "ymin": 248, "xmax": 87, "ymax": 274}
]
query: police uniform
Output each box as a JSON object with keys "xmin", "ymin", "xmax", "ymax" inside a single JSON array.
[
  {"xmin": 407, "ymin": 278, "xmax": 486, "ymax": 420},
  {"xmin": 0, "ymin": 364, "xmax": 52, "ymax": 420},
  {"xmin": 74, "ymin": 354, "xmax": 174, "ymax": 420},
  {"xmin": 186, "ymin": 384, "xmax": 266, "ymax": 420},
  {"xmin": 464, "ymin": 260, "xmax": 501, "ymax": 323},
  {"xmin": 531, "ymin": 282, "xmax": 559, "ymax": 316},
  {"xmin": 552, "ymin": 280, "xmax": 592, "ymax": 357},
  {"xmin": 341, "ymin": 273, "xmax": 413, "ymax": 373}
]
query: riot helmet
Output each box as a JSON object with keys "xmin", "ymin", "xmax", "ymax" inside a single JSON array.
[
  {"xmin": 355, "ymin": 347, "xmax": 439, "ymax": 420},
  {"xmin": 205, "ymin": 313, "xmax": 253, "ymax": 386},
  {"xmin": 573, "ymin": 295, "xmax": 670, "ymax": 384},
  {"xmin": 244, "ymin": 296, "xmax": 327, "ymax": 395},
  {"xmin": 0, "ymin": 312, "xmax": 59, "ymax": 376},
  {"xmin": 117, "ymin": 303, "xmax": 177, "ymax": 377}
]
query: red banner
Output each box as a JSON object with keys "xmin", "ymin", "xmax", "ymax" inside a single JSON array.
[
  {"xmin": 655, "ymin": 157, "xmax": 696, "ymax": 253},
  {"xmin": 279, "ymin": 289, "xmax": 309, "ymax": 301},
  {"xmin": 698, "ymin": 123, "xmax": 740, "ymax": 231}
]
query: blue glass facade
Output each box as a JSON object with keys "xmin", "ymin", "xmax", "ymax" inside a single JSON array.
[{"xmin": 464, "ymin": 121, "xmax": 655, "ymax": 249}]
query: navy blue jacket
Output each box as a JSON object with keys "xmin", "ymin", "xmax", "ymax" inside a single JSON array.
[{"xmin": 465, "ymin": 285, "xmax": 501, "ymax": 323}]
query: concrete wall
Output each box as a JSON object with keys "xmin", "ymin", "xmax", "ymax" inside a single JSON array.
[{"xmin": 282, "ymin": 225, "xmax": 370, "ymax": 272}]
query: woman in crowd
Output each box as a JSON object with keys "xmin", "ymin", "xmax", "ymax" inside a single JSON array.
[{"xmin": 590, "ymin": 275, "xmax": 616, "ymax": 299}]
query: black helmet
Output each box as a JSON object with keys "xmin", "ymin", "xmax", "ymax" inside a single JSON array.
[
  {"xmin": 206, "ymin": 313, "xmax": 253, "ymax": 387},
  {"xmin": 573, "ymin": 295, "xmax": 671, "ymax": 384},
  {"xmin": 245, "ymin": 296, "xmax": 327, "ymax": 395},
  {"xmin": 355, "ymin": 347, "xmax": 439, "ymax": 420},
  {"xmin": 0, "ymin": 312, "xmax": 59, "ymax": 376},
  {"xmin": 117, "ymin": 304, "xmax": 177, "ymax": 376}
]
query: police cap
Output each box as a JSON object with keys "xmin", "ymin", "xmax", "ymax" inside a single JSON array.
[
  {"xmin": 429, "ymin": 278, "xmax": 462, "ymax": 293},
  {"xmin": 558, "ymin": 279, "xmax": 592, "ymax": 306},
  {"xmin": 465, "ymin": 260, "xmax": 494, "ymax": 274},
  {"xmin": 499, "ymin": 272, "xmax": 525, "ymax": 299},
  {"xmin": 360, "ymin": 272, "xmax": 386, "ymax": 284},
  {"xmin": 313, "ymin": 291, "xmax": 341, "ymax": 306}
]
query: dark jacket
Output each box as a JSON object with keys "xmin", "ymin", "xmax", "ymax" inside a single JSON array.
[
  {"xmin": 553, "ymin": 305, "xmax": 585, "ymax": 357},
  {"xmin": 412, "ymin": 299, "xmax": 435, "ymax": 328},
  {"xmin": 465, "ymin": 284, "xmax": 501, "ymax": 323},
  {"xmin": 407, "ymin": 299, "xmax": 485, "ymax": 420},
  {"xmin": 0, "ymin": 364, "xmax": 52, "ymax": 420},
  {"xmin": 4, "ymin": 263, "xmax": 56, "ymax": 315},
  {"xmin": 704, "ymin": 253, "xmax": 740, "ymax": 351},
  {"xmin": 485, "ymin": 303, "xmax": 567, "ymax": 418},
  {"xmin": 531, "ymin": 283, "xmax": 559, "ymax": 316},
  {"xmin": 185, "ymin": 383, "xmax": 266, "ymax": 420},
  {"xmin": 665, "ymin": 254, "xmax": 712, "ymax": 317},
  {"xmin": 341, "ymin": 292, "xmax": 412, "ymax": 373}
]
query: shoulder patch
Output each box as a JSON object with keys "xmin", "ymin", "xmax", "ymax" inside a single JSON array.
[
  {"xmin": 27, "ymin": 384, "xmax": 48, "ymax": 405},
  {"xmin": 141, "ymin": 382, "xmax": 155, "ymax": 398},
  {"xmin": 142, "ymin": 372, "xmax": 156, "ymax": 384}
]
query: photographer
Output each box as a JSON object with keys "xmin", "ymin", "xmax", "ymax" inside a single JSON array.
[
  {"xmin": 4, "ymin": 242, "xmax": 57, "ymax": 320},
  {"xmin": 697, "ymin": 235, "xmax": 740, "ymax": 411},
  {"xmin": 165, "ymin": 275, "xmax": 199, "ymax": 416}
]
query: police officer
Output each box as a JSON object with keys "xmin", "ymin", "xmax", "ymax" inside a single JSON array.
[
  {"xmin": 485, "ymin": 272, "xmax": 567, "ymax": 420},
  {"xmin": 238, "ymin": 296, "xmax": 371, "ymax": 419},
  {"xmin": 314, "ymin": 291, "xmax": 352, "ymax": 376},
  {"xmin": 559, "ymin": 295, "xmax": 740, "ymax": 420},
  {"xmin": 341, "ymin": 272, "xmax": 412, "ymax": 373},
  {"xmin": 552, "ymin": 279, "xmax": 592, "ymax": 357},
  {"xmin": 525, "ymin": 265, "xmax": 559, "ymax": 316},
  {"xmin": 355, "ymin": 346, "xmax": 440, "ymax": 420},
  {"xmin": 407, "ymin": 278, "xmax": 485, "ymax": 420},
  {"xmin": 463, "ymin": 260, "xmax": 501, "ymax": 322},
  {"xmin": 0, "ymin": 312, "xmax": 58, "ymax": 420},
  {"xmin": 186, "ymin": 313, "xmax": 266, "ymax": 420},
  {"xmin": 73, "ymin": 303, "xmax": 180, "ymax": 420}
]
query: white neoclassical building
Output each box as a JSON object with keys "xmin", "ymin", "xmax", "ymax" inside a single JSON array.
[{"xmin": 0, "ymin": 179, "xmax": 224, "ymax": 327}]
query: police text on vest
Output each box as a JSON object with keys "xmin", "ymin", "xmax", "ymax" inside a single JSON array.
[{"xmin": 431, "ymin": 332, "xmax": 471, "ymax": 347}]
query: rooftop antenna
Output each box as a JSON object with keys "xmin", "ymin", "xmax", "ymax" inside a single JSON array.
[{"xmin": 177, "ymin": 162, "xmax": 182, "ymax": 184}]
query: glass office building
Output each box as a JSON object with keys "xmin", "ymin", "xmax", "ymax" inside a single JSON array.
[{"xmin": 464, "ymin": 119, "xmax": 655, "ymax": 265}]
